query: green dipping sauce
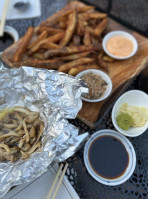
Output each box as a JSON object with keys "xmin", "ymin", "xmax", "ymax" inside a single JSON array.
[{"xmin": 116, "ymin": 112, "xmax": 134, "ymax": 130}]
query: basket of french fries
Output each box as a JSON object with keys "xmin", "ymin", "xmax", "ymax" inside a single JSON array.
[{"xmin": 1, "ymin": 1, "xmax": 114, "ymax": 75}]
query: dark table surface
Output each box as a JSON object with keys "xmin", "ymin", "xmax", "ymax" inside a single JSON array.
[{"xmin": 4, "ymin": 0, "xmax": 148, "ymax": 199}]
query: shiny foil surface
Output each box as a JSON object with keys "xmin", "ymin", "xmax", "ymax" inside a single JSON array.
[{"xmin": 0, "ymin": 62, "xmax": 88, "ymax": 198}]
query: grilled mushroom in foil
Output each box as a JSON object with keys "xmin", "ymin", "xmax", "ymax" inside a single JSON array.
[{"xmin": 0, "ymin": 63, "xmax": 88, "ymax": 198}]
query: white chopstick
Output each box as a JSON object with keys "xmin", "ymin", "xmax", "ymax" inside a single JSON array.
[
  {"xmin": 46, "ymin": 163, "xmax": 69, "ymax": 199},
  {"xmin": 0, "ymin": 0, "xmax": 10, "ymax": 36}
]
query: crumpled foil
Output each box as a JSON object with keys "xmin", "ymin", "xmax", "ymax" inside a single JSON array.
[{"xmin": 0, "ymin": 61, "xmax": 88, "ymax": 198}]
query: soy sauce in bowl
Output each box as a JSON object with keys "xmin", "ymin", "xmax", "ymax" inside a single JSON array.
[
  {"xmin": 88, "ymin": 135, "xmax": 129, "ymax": 179},
  {"xmin": 84, "ymin": 130, "xmax": 136, "ymax": 186},
  {"xmin": 0, "ymin": 32, "xmax": 14, "ymax": 52}
]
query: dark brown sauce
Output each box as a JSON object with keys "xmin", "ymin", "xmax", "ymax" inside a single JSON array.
[
  {"xmin": 0, "ymin": 32, "xmax": 14, "ymax": 51},
  {"xmin": 88, "ymin": 135, "xmax": 129, "ymax": 179}
]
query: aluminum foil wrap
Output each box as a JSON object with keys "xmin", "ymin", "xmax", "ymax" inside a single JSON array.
[{"xmin": 0, "ymin": 61, "xmax": 88, "ymax": 198}]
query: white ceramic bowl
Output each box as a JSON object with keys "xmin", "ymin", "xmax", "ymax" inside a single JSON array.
[
  {"xmin": 75, "ymin": 69, "xmax": 112, "ymax": 102},
  {"xmin": 112, "ymin": 90, "xmax": 148, "ymax": 137},
  {"xmin": 84, "ymin": 129, "xmax": 136, "ymax": 186},
  {"xmin": 102, "ymin": 30, "xmax": 138, "ymax": 60},
  {"xmin": 0, "ymin": 25, "xmax": 19, "ymax": 54}
]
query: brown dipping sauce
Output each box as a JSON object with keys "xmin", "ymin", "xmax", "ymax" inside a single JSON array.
[
  {"xmin": 88, "ymin": 135, "xmax": 129, "ymax": 179},
  {"xmin": 0, "ymin": 32, "xmax": 14, "ymax": 52},
  {"xmin": 106, "ymin": 36, "xmax": 133, "ymax": 57}
]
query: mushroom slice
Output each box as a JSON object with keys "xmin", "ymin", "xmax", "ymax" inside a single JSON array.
[
  {"xmin": 21, "ymin": 143, "xmax": 31, "ymax": 152},
  {"xmin": 21, "ymin": 150, "xmax": 29, "ymax": 159},
  {"xmin": 18, "ymin": 138, "xmax": 25, "ymax": 148},
  {"xmin": 15, "ymin": 120, "xmax": 23, "ymax": 131},
  {"xmin": 0, "ymin": 144, "xmax": 10, "ymax": 153},
  {"xmin": 0, "ymin": 131, "xmax": 20, "ymax": 141},
  {"xmin": 13, "ymin": 107, "xmax": 30, "ymax": 115},
  {"xmin": 3, "ymin": 154, "xmax": 14, "ymax": 162},
  {"xmin": 33, "ymin": 119, "xmax": 44, "ymax": 128},
  {"xmin": 23, "ymin": 119, "xmax": 30, "ymax": 143},
  {"xmin": 4, "ymin": 146, "xmax": 19, "ymax": 155},
  {"xmin": 3, "ymin": 123, "xmax": 18, "ymax": 129},
  {"xmin": 29, "ymin": 127, "xmax": 36, "ymax": 137},
  {"xmin": 27, "ymin": 142, "xmax": 41, "ymax": 155},
  {"xmin": 26, "ymin": 112, "xmax": 39, "ymax": 124},
  {"xmin": 30, "ymin": 137, "xmax": 36, "ymax": 145}
]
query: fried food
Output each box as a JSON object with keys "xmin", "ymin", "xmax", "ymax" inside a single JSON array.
[
  {"xmin": 94, "ymin": 18, "xmax": 108, "ymax": 36},
  {"xmin": 0, "ymin": 107, "xmax": 44, "ymax": 162},
  {"xmin": 6, "ymin": 2, "xmax": 110, "ymax": 74},
  {"xmin": 44, "ymin": 45, "xmax": 98, "ymax": 58},
  {"xmin": 68, "ymin": 64, "xmax": 101, "ymax": 76},
  {"xmin": 13, "ymin": 27, "xmax": 34, "ymax": 62},
  {"xmin": 58, "ymin": 57, "xmax": 94, "ymax": 72},
  {"xmin": 60, "ymin": 10, "xmax": 77, "ymax": 47}
]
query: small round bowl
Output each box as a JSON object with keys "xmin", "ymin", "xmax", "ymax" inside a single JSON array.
[
  {"xmin": 0, "ymin": 25, "xmax": 19, "ymax": 54},
  {"xmin": 112, "ymin": 90, "xmax": 148, "ymax": 137},
  {"xmin": 102, "ymin": 30, "xmax": 138, "ymax": 60},
  {"xmin": 75, "ymin": 69, "xmax": 112, "ymax": 102},
  {"xmin": 84, "ymin": 129, "xmax": 136, "ymax": 186}
]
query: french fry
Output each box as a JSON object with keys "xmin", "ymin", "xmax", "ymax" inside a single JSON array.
[
  {"xmin": 87, "ymin": 12, "xmax": 107, "ymax": 19},
  {"xmin": 58, "ymin": 58, "xmax": 94, "ymax": 72},
  {"xmin": 68, "ymin": 64, "xmax": 100, "ymax": 76},
  {"xmin": 36, "ymin": 26, "xmax": 63, "ymax": 34},
  {"xmin": 77, "ymin": 5, "xmax": 94, "ymax": 12},
  {"xmin": 44, "ymin": 45, "xmax": 98, "ymax": 58},
  {"xmin": 59, "ymin": 51, "xmax": 95, "ymax": 61},
  {"xmin": 13, "ymin": 27, "xmax": 34, "ymax": 62},
  {"xmin": 60, "ymin": 10, "xmax": 77, "ymax": 47},
  {"xmin": 13, "ymin": 59, "xmax": 63, "ymax": 69},
  {"xmin": 97, "ymin": 57, "xmax": 109, "ymax": 72},
  {"xmin": 41, "ymin": 42, "xmax": 59, "ymax": 49},
  {"xmin": 77, "ymin": 14, "xmax": 87, "ymax": 36},
  {"xmin": 102, "ymin": 55, "xmax": 114, "ymax": 62},
  {"xmin": 72, "ymin": 35, "xmax": 81, "ymax": 46},
  {"xmin": 28, "ymin": 31, "xmax": 48, "ymax": 49},
  {"xmin": 32, "ymin": 52, "xmax": 45, "ymax": 60},
  {"xmin": 94, "ymin": 18, "xmax": 108, "ymax": 36},
  {"xmin": 83, "ymin": 28, "xmax": 91, "ymax": 45},
  {"xmin": 28, "ymin": 32, "xmax": 64, "ymax": 54}
]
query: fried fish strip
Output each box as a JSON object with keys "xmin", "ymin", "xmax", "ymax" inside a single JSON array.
[{"xmin": 13, "ymin": 27, "xmax": 34, "ymax": 62}]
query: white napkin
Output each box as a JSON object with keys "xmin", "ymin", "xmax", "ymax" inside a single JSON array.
[
  {"xmin": 2, "ymin": 164, "xmax": 80, "ymax": 199},
  {"xmin": 0, "ymin": 0, "xmax": 41, "ymax": 20}
]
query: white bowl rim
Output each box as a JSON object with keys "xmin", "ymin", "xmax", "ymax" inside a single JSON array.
[
  {"xmin": 112, "ymin": 90, "xmax": 148, "ymax": 137},
  {"xmin": 75, "ymin": 69, "xmax": 112, "ymax": 102},
  {"xmin": 102, "ymin": 30, "xmax": 138, "ymax": 60},
  {"xmin": 84, "ymin": 129, "xmax": 136, "ymax": 186},
  {"xmin": 0, "ymin": 25, "xmax": 19, "ymax": 54}
]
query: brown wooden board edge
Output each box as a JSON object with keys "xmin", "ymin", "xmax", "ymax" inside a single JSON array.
[{"xmin": 77, "ymin": 62, "xmax": 148, "ymax": 129}]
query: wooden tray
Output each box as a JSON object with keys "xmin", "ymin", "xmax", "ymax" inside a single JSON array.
[
  {"xmin": 77, "ymin": 16, "xmax": 148, "ymax": 128},
  {"xmin": 1, "ymin": 1, "xmax": 148, "ymax": 128}
]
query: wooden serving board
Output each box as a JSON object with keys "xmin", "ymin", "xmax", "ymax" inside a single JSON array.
[
  {"xmin": 77, "ymin": 18, "xmax": 148, "ymax": 128},
  {"xmin": 1, "ymin": 1, "xmax": 148, "ymax": 128}
]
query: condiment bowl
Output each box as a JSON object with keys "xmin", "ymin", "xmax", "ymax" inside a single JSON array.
[
  {"xmin": 75, "ymin": 69, "xmax": 112, "ymax": 102},
  {"xmin": 112, "ymin": 90, "xmax": 148, "ymax": 137},
  {"xmin": 102, "ymin": 30, "xmax": 138, "ymax": 60},
  {"xmin": 0, "ymin": 25, "xmax": 19, "ymax": 54},
  {"xmin": 84, "ymin": 129, "xmax": 136, "ymax": 186}
]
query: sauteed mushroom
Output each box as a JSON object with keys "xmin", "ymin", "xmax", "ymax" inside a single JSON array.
[{"xmin": 0, "ymin": 107, "xmax": 44, "ymax": 162}]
